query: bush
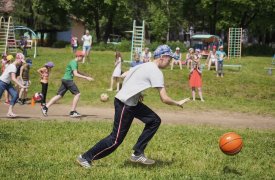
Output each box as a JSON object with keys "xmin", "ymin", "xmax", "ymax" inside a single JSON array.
[
  {"xmin": 92, "ymin": 40, "xmax": 187, "ymax": 53},
  {"xmin": 52, "ymin": 41, "xmax": 68, "ymax": 48},
  {"xmin": 243, "ymin": 44, "xmax": 274, "ymax": 56},
  {"xmin": 147, "ymin": 41, "xmax": 186, "ymax": 52},
  {"xmin": 92, "ymin": 40, "xmax": 131, "ymax": 52}
]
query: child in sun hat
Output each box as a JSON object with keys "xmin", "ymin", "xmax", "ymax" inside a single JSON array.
[
  {"xmin": 216, "ymin": 45, "xmax": 227, "ymax": 77},
  {"xmin": 1, "ymin": 54, "xmax": 13, "ymax": 104},
  {"xmin": 41, "ymin": 50, "xmax": 94, "ymax": 117},
  {"xmin": 0, "ymin": 53, "xmax": 27, "ymax": 117},
  {"xmin": 189, "ymin": 54, "xmax": 204, "ymax": 101},
  {"xmin": 171, "ymin": 47, "xmax": 182, "ymax": 70},
  {"xmin": 76, "ymin": 45, "xmax": 190, "ymax": 169},
  {"xmin": 18, "ymin": 59, "xmax": 32, "ymax": 105},
  {"xmin": 37, "ymin": 61, "xmax": 55, "ymax": 106}
]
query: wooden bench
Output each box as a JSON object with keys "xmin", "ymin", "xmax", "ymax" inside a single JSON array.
[
  {"xmin": 264, "ymin": 67, "xmax": 275, "ymax": 75},
  {"xmin": 223, "ymin": 64, "xmax": 242, "ymax": 70},
  {"xmin": 16, "ymin": 40, "xmax": 33, "ymax": 49}
]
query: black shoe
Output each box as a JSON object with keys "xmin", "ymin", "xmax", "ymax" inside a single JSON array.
[
  {"xmin": 41, "ymin": 105, "xmax": 48, "ymax": 116},
  {"xmin": 70, "ymin": 111, "xmax": 81, "ymax": 118},
  {"xmin": 18, "ymin": 99, "xmax": 24, "ymax": 105}
]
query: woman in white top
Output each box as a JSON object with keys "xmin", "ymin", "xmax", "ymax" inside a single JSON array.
[
  {"xmin": 207, "ymin": 47, "xmax": 217, "ymax": 71},
  {"xmin": 81, "ymin": 30, "xmax": 92, "ymax": 63},
  {"xmin": 107, "ymin": 51, "xmax": 122, "ymax": 92},
  {"xmin": 0, "ymin": 53, "xmax": 27, "ymax": 117}
]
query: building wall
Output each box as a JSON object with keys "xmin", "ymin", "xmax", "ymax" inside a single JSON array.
[{"xmin": 56, "ymin": 19, "xmax": 85, "ymax": 43}]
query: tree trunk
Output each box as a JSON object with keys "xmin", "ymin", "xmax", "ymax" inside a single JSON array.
[
  {"xmin": 210, "ymin": 0, "xmax": 218, "ymax": 34},
  {"xmin": 94, "ymin": 7, "xmax": 100, "ymax": 43},
  {"xmin": 103, "ymin": 0, "xmax": 118, "ymax": 42}
]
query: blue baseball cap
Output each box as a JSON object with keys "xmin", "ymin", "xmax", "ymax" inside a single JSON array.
[
  {"xmin": 26, "ymin": 59, "xmax": 32, "ymax": 66},
  {"xmin": 153, "ymin": 45, "xmax": 175, "ymax": 59}
]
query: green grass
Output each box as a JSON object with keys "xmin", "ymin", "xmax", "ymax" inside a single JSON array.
[
  {"xmin": 24, "ymin": 47, "xmax": 275, "ymax": 116},
  {"xmin": 0, "ymin": 120, "xmax": 274, "ymax": 179},
  {"xmin": 1, "ymin": 48, "xmax": 274, "ymax": 179}
]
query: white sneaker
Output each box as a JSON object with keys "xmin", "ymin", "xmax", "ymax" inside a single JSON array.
[
  {"xmin": 130, "ymin": 154, "xmax": 155, "ymax": 165},
  {"xmin": 76, "ymin": 155, "xmax": 91, "ymax": 168}
]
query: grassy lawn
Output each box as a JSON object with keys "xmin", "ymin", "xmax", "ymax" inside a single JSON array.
[
  {"xmin": 0, "ymin": 120, "xmax": 274, "ymax": 179},
  {"xmin": 0, "ymin": 47, "xmax": 274, "ymax": 179},
  {"xmin": 23, "ymin": 47, "xmax": 275, "ymax": 116}
]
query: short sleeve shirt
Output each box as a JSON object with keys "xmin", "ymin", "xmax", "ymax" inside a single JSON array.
[
  {"xmin": 0, "ymin": 64, "xmax": 17, "ymax": 83},
  {"xmin": 82, "ymin": 35, "xmax": 92, "ymax": 46},
  {"xmin": 173, "ymin": 52, "xmax": 181, "ymax": 60},
  {"xmin": 216, "ymin": 51, "xmax": 226, "ymax": 61},
  {"xmin": 115, "ymin": 62, "xmax": 164, "ymax": 106},
  {"xmin": 62, "ymin": 60, "xmax": 78, "ymax": 80}
]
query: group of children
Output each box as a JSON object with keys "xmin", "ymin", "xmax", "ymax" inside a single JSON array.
[
  {"xmin": 0, "ymin": 52, "xmax": 55, "ymax": 117},
  {"xmin": 107, "ymin": 46, "xmax": 211, "ymax": 102}
]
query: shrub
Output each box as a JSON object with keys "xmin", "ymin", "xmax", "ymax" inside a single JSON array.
[
  {"xmin": 243, "ymin": 44, "xmax": 274, "ymax": 56},
  {"xmin": 147, "ymin": 41, "xmax": 186, "ymax": 52},
  {"xmin": 52, "ymin": 41, "xmax": 68, "ymax": 48}
]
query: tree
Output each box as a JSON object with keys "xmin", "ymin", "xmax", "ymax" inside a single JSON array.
[{"xmin": 12, "ymin": 0, "xmax": 70, "ymax": 45}]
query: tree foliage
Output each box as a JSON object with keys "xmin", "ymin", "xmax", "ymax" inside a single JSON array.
[{"xmin": 6, "ymin": 0, "xmax": 275, "ymax": 44}]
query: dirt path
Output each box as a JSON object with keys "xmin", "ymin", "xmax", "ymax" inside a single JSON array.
[{"xmin": 0, "ymin": 103, "xmax": 274, "ymax": 129}]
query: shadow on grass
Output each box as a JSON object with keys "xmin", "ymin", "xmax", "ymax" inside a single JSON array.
[
  {"xmin": 0, "ymin": 116, "xmax": 33, "ymax": 119},
  {"xmin": 223, "ymin": 166, "xmax": 242, "ymax": 176},
  {"xmin": 122, "ymin": 159, "xmax": 174, "ymax": 168}
]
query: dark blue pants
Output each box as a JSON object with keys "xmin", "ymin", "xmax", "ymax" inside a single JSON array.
[
  {"xmin": 217, "ymin": 61, "xmax": 223, "ymax": 76},
  {"xmin": 82, "ymin": 98, "xmax": 161, "ymax": 162}
]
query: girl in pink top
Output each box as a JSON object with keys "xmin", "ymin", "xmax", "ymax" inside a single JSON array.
[{"xmin": 37, "ymin": 62, "xmax": 54, "ymax": 105}]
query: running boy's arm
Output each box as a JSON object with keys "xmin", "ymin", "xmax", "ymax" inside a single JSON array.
[
  {"xmin": 73, "ymin": 70, "xmax": 94, "ymax": 81},
  {"xmin": 120, "ymin": 70, "xmax": 129, "ymax": 78},
  {"xmin": 157, "ymin": 87, "xmax": 190, "ymax": 108}
]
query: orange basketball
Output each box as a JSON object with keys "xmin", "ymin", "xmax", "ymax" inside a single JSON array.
[{"xmin": 219, "ymin": 132, "xmax": 243, "ymax": 155}]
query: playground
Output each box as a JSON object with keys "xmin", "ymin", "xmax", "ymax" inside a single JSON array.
[
  {"xmin": 0, "ymin": 33, "xmax": 274, "ymax": 179},
  {"xmin": 0, "ymin": 0, "xmax": 275, "ymax": 178}
]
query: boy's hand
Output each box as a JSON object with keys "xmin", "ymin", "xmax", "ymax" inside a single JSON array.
[
  {"xmin": 176, "ymin": 98, "xmax": 190, "ymax": 108},
  {"xmin": 86, "ymin": 77, "xmax": 94, "ymax": 81}
]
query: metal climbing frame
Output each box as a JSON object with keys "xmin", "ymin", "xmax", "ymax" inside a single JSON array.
[
  {"xmin": 0, "ymin": 16, "xmax": 17, "ymax": 55},
  {"xmin": 228, "ymin": 28, "xmax": 242, "ymax": 59},
  {"xmin": 14, "ymin": 26, "xmax": 38, "ymax": 58},
  {"xmin": 130, "ymin": 20, "xmax": 145, "ymax": 62}
]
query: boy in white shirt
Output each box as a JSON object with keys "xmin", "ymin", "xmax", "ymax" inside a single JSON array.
[{"xmin": 77, "ymin": 45, "xmax": 190, "ymax": 168}]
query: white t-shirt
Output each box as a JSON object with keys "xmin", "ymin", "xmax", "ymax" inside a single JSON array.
[
  {"xmin": 82, "ymin": 35, "xmax": 92, "ymax": 46},
  {"xmin": 0, "ymin": 64, "xmax": 17, "ymax": 84},
  {"xmin": 115, "ymin": 62, "xmax": 164, "ymax": 106}
]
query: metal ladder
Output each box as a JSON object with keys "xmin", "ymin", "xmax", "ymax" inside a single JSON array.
[
  {"xmin": 228, "ymin": 28, "xmax": 242, "ymax": 59},
  {"xmin": 130, "ymin": 20, "xmax": 145, "ymax": 62},
  {"xmin": 0, "ymin": 16, "xmax": 17, "ymax": 55}
]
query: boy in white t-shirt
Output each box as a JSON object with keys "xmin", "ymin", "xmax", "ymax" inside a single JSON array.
[
  {"xmin": 77, "ymin": 45, "xmax": 190, "ymax": 168},
  {"xmin": 0, "ymin": 53, "xmax": 27, "ymax": 117}
]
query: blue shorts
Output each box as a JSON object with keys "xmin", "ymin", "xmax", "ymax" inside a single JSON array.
[{"xmin": 83, "ymin": 46, "xmax": 91, "ymax": 52}]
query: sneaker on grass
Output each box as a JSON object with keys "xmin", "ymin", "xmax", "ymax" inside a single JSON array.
[
  {"xmin": 130, "ymin": 154, "xmax": 155, "ymax": 165},
  {"xmin": 70, "ymin": 111, "xmax": 82, "ymax": 118},
  {"xmin": 76, "ymin": 155, "xmax": 91, "ymax": 169}
]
